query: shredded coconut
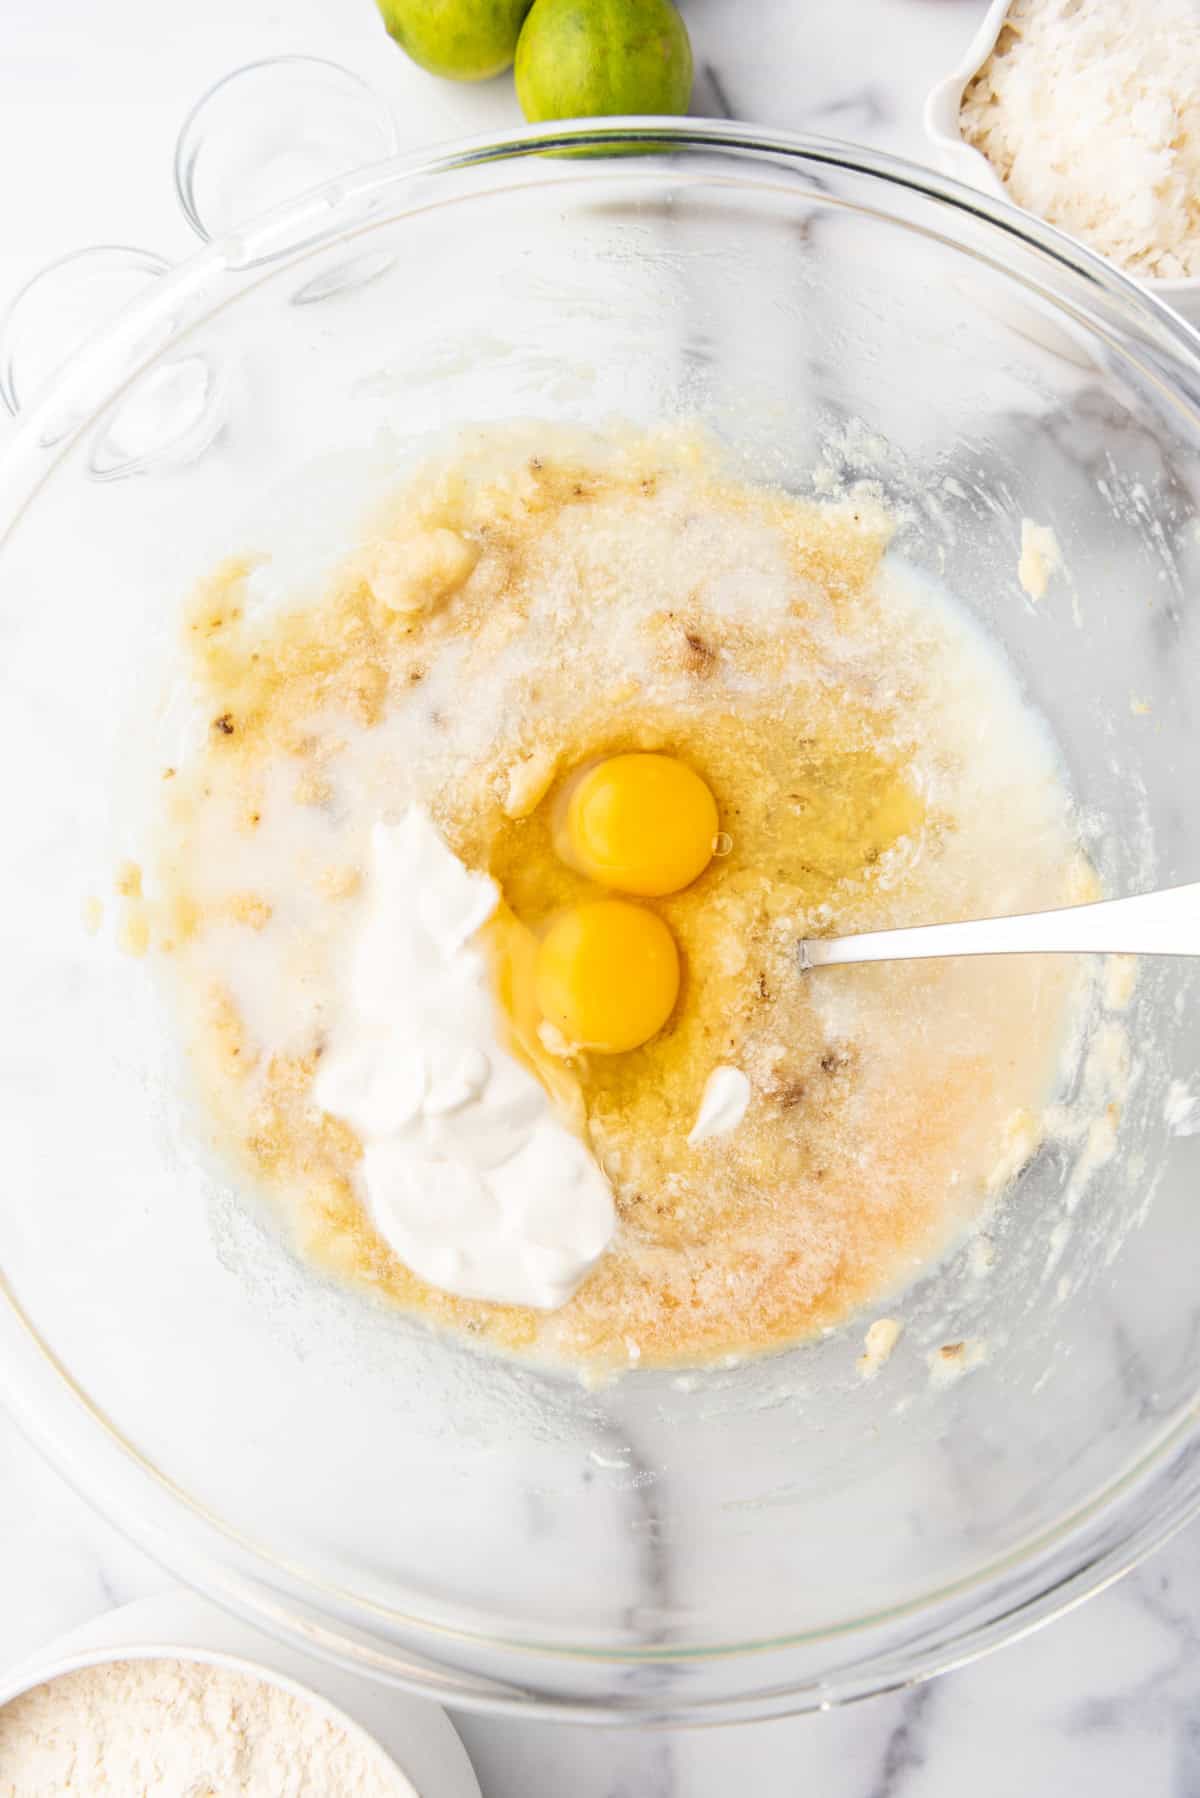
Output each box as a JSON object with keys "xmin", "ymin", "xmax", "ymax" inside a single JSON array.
[
  {"xmin": 961, "ymin": 0, "xmax": 1200, "ymax": 279},
  {"xmin": 0, "ymin": 1658, "xmax": 404, "ymax": 1797}
]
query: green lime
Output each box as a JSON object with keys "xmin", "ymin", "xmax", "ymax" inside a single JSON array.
[
  {"xmin": 377, "ymin": 0, "xmax": 534, "ymax": 81},
  {"xmin": 515, "ymin": 0, "xmax": 693, "ymax": 123}
]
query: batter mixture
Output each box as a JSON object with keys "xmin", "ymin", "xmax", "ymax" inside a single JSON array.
[{"xmin": 145, "ymin": 425, "xmax": 1090, "ymax": 1367}]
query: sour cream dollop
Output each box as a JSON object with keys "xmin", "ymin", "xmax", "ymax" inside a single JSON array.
[
  {"xmin": 687, "ymin": 1065, "xmax": 752, "ymax": 1145},
  {"xmin": 313, "ymin": 808, "xmax": 615, "ymax": 1310}
]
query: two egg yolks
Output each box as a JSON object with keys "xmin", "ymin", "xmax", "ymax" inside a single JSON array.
[{"xmin": 532, "ymin": 754, "xmax": 718, "ymax": 1054}]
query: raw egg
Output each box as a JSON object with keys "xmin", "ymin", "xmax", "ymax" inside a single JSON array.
[
  {"xmin": 560, "ymin": 753, "xmax": 719, "ymax": 897},
  {"xmin": 534, "ymin": 899, "xmax": 680, "ymax": 1054}
]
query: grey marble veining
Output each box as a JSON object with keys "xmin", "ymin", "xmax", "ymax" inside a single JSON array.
[
  {"xmin": 9, "ymin": 1359, "xmax": 1200, "ymax": 1798},
  {"xmin": 5, "ymin": 0, "xmax": 1200, "ymax": 1794}
]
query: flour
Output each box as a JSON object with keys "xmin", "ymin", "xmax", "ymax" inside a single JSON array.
[{"xmin": 0, "ymin": 1657, "xmax": 405, "ymax": 1797}]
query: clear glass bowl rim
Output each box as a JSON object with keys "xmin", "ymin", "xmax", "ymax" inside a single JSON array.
[{"xmin": 2, "ymin": 117, "xmax": 1199, "ymax": 1726}]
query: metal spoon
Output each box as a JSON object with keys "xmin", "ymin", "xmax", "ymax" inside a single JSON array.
[{"xmin": 799, "ymin": 881, "xmax": 1200, "ymax": 971}]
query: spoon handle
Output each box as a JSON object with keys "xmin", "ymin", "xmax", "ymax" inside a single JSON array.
[{"xmin": 800, "ymin": 880, "xmax": 1200, "ymax": 970}]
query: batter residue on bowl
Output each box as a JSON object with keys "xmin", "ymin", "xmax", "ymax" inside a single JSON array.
[{"xmin": 146, "ymin": 425, "xmax": 1090, "ymax": 1368}]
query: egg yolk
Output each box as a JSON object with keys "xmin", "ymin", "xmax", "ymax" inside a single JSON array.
[
  {"xmin": 534, "ymin": 899, "xmax": 680, "ymax": 1054},
  {"xmin": 561, "ymin": 753, "xmax": 719, "ymax": 897}
]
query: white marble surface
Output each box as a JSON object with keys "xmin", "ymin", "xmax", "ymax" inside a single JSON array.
[{"xmin": 3, "ymin": 0, "xmax": 1199, "ymax": 1792}]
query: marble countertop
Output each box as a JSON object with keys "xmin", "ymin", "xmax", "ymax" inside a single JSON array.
[{"xmin": 3, "ymin": 0, "xmax": 1199, "ymax": 1792}]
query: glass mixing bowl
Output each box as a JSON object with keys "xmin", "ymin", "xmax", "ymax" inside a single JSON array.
[{"xmin": 0, "ymin": 123, "xmax": 1197, "ymax": 1724}]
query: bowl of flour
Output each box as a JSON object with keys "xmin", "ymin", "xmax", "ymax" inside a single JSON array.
[{"xmin": 0, "ymin": 1593, "xmax": 481, "ymax": 1798}]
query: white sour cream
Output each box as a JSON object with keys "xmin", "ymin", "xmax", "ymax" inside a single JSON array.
[
  {"xmin": 312, "ymin": 809, "xmax": 615, "ymax": 1310},
  {"xmin": 688, "ymin": 1065, "xmax": 752, "ymax": 1145}
]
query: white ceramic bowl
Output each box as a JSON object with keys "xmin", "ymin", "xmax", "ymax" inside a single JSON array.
[
  {"xmin": 923, "ymin": 0, "xmax": 1200, "ymax": 325},
  {"xmin": 0, "ymin": 1592, "xmax": 480, "ymax": 1798}
]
